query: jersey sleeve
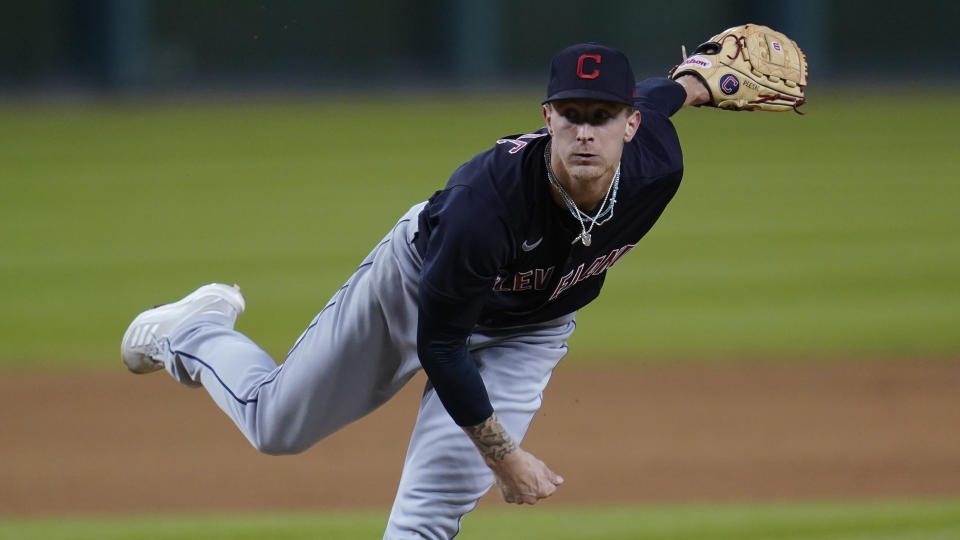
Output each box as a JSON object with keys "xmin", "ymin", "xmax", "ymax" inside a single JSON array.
[
  {"xmin": 632, "ymin": 77, "xmax": 687, "ymax": 118},
  {"xmin": 418, "ymin": 184, "xmax": 513, "ymax": 323}
]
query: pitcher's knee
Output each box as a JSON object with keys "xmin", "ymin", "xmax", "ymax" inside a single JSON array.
[
  {"xmin": 244, "ymin": 410, "xmax": 340, "ymax": 455},
  {"xmin": 249, "ymin": 431, "xmax": 312, "ymax": 456}
]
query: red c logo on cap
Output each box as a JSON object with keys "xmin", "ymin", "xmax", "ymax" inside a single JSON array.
[{"xmin": 576, "ymin": 54, "xmax": 601, "ymax": 79}]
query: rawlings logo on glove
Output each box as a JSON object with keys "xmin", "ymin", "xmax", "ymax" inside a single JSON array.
[{"xmin": 671, "ymin": 24, "xmax": 808, "ymax": 114}]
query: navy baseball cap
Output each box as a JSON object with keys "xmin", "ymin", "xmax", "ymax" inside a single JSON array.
[{"xmin": 543, "ymin": 43, "xmax": 636, "ymax": 106}]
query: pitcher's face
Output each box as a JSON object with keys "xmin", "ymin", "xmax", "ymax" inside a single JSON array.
[{"xmin": 543, "ymin": 100, "xmax": 640, "ymax": 183}]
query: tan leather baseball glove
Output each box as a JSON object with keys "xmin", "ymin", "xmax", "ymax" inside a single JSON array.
[{"xmin": 670, "ymin": 24, "xmax": 808, "ymax": 114}]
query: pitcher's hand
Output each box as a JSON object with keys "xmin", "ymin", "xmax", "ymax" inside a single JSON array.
[
  {"xmin": 488, "ymin": 447, "xmax": 564, "ymax": 505},
  {"xmin": 462, "ymin": 412, "xmax": 563, "ymax": 504}
]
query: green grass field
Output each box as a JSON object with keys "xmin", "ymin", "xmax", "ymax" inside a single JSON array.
[
  {"xmin": 1, "ymin": 91, "xmax": 958, "ymax": 537},
  {"xmin": 3, "ymin": 500, "xmax": 960, "ymax": 540},
  {"xmin": 1, "ymin": 91, "xmax": 957, "ymax": 367}
]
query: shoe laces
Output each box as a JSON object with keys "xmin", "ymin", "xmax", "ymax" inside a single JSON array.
[{"xmin": 144, "ymin": 335, "xmax": 171, "ymax": 363}]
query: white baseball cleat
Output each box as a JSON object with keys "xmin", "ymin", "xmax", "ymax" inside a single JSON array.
[{"xmin": 121, "ymin": 283, "xmax": 246, "ymax": 374}]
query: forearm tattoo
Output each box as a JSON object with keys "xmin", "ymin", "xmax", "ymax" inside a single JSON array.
[{"xmin": 463, "ymin": 413, "xmax": 518, "ymax": 463}]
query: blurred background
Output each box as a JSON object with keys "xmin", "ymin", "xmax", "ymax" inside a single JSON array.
[
  {"xmin": 1, "ymin": 0, "xmax": 956, "ymax": 96},
  {"xmin": 1, "ymin": 0, "xmax": 958, "ymax": 365},
  {"xmin": 2, "ymin": 2, "xmax": 960, "ymax": 538}
]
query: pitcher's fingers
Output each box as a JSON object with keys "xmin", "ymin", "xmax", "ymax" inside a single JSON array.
[
  {"xmin": 546, "ymin": 466, "xmax": 564, "ymax": 485},
  {"xmin": 538, "ymin": 481, "xmax": 558, "ymax": 500}
]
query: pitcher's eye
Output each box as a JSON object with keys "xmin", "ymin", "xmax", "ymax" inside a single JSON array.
[
  {"xmin": 589, "ymin": 110, "xmax": 613, "ymax": 125},
  {"xmin": 563, "ymin": 110, "xmax": 583, "ymax": 124}
]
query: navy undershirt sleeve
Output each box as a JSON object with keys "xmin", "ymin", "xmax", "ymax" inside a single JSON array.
[
  {"xmin": 416, "ymin": 296, "xmax": 493, "ymax": 426},
  {"xmin": 633, "ymin": 77, "xmax": 687, "ymax": 117}
]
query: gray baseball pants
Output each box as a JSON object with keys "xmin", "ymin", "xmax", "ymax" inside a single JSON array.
[{"xmin": 164, "ymin": 202, "xmax": 576, "ymax": 539}]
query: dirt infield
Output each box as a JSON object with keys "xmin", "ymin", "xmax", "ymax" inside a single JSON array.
[{"xmin": 2, "ymin": 360, "xmax": 959, "ymax": 516}]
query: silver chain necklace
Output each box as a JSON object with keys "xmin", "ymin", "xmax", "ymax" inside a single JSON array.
[{"xmin": 544, "ymin": 145, "xmax": 620, "ymax": 247}]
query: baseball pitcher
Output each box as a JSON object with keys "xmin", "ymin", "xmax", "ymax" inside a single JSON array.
[{"xmin": 122, "ymin": 25, "xmax": 806, "ymax": 539}]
